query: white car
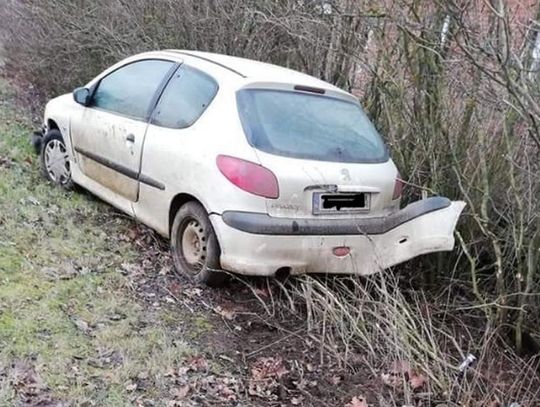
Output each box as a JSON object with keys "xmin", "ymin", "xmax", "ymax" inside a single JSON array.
[{"xmin": 33, "ymin": 50, "xmax": 465, "ymax": 286}]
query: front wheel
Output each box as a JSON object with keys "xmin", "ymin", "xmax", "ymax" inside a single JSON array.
[
  {"xmin": 40, "ymin": 129, "xmax": 74, "ymax": 189},
  {"xmin": 170, "ymin": 202, "xmax": 228, "ymax": 287}
]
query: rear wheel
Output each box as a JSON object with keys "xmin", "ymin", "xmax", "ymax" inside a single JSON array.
[
  {"xmin": 40, "ymin": 129, "xmax": 74, "ymax": 189},
  {"xmin": 170, "ymin": 202, "xmax": 228, "ymax": 287}
]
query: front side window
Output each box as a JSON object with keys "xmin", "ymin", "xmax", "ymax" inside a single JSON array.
[
  {"xmin": 92, "ymin": 59, "xmax": 174, "ymax": 119},
  {"xmin": 237, "ymin": 89, "xmax": 388, "ymax": 163},
  {"xmin": 152, "ymin": 65, "xmax": 218, "ymax": 129}
]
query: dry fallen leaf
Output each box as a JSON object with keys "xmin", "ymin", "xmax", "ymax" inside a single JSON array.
[
  {"xmin": 250, "ymin": 357, "xmax": 288, "ymax": 381},
  {"xmin": 330, "ymin": 374, "xmax": 342, "ymax": 385},
  {"xmin": 381, "ymin": 372, "xmax": 401, "ymax": 388},
  {"xmin": 9, "ymin": 360, "xmax": 64, "ymax": 406},
  {"xmin": 382, "ymin": 360, "xmax": 427, "ymax": 391},
  {"xmin": 390, "ymin": 360, "xmax": 411, "ymax": 375},
  {"xmin": 125, "ymin": 381, "xmax": 137, "ymax": 392},
  {"xmin": 184, "ymin": 287, "xmax": 203, "ymax": 297},
  {"xmin": 214, "ymin": 305, "xmax": 236, "ymax": 320},
  {"xmin": 127, "ymin": 227, "xmax": 138, "ymax": 240},
  {"xmin": 159, "ymin": 266, "xmax": 172, "ymax": 275},
  {"xmin": 248, "ymin": 357, "xmax": 289, "ymax": 398},
  {"xmin": 186, "ymin": 356, "xmax": 209, "ymax": 372},
  {"xmin": 409, "ymin": 372, "xmax": 426, "ymax": 390},
  {"xmin": 171, "ymin": 385, "xmax": 190, "ymax": 399},
  {"xmin": 217, "ymin": 381, "xmax": 237, "ymax": 401},
  {"xmin": 346, "ymin": 396, "xmax": 368, "ymax": 407},
  {"xmin": 168, "ymin": 281, "xmax": 182, "ymax": 297},
  {"xmin": 253, "ymin": 286, "xmax": 271, "ymax": 298}
]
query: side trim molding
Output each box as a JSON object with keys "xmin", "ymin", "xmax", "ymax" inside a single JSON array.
[
  {"xmin": 74, "ymin": 147, "xmax": 165, "ymax": 191},
  {"xmin": 139, "ymin": 173, "xmax": 166, "ymax": 191}
]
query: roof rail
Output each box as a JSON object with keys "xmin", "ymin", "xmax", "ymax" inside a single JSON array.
[{"xmin": 165, "ymin": 50, "xmax": 246, "ymax": 78}]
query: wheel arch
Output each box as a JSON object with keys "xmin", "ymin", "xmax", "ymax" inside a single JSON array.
[
  {"xmin": 47, "ymin": 118, "xmax": 60, "ymax": 132},
  {"xmin": 168, "ymin": 193, "xmax": 207, "ymax": 236}
]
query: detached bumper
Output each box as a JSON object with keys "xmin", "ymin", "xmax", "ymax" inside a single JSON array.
[
  {"xmin": 222, "ymin": 197, "xmax": 452, "ymax": 236},
  {"xmin": 211, "ymin": 197, "xmax": 466, "ymax": 277}
]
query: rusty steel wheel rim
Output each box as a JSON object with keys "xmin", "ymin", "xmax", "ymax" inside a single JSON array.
[{"xmin": 181, "ymin": 219, "xmax": 207, "ymax": 272}]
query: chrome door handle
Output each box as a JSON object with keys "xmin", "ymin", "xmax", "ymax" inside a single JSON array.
[{"xmin": 126, "ymin": 134, "xmax": 135, "ymax": 143}]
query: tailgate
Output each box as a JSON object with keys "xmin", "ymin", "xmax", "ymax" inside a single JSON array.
[{"xmin": 254, "ymin": 150, "xmax": 399, "ymax": 219}]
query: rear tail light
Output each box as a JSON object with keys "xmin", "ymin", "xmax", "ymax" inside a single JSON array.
[
  {"xmin": 392, "ymin": 172, "xmax": 404, "ymax": 200},
  {"xmin": 216, "ymin": 155, "xmax": 279, "ymax": 199}
]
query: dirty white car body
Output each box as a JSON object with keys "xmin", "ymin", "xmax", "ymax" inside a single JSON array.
[{"xmin": 38, "ymin": 50, "xmax": 465, "ymax": 283}]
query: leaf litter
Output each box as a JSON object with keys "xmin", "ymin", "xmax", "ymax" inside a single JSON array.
[{"xmin": 8, "ymin": 360, "xmax": 67, "ymax": 406}]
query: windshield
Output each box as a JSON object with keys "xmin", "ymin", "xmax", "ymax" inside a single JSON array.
[{"xmin": 236, "ymin": 89, "xmax": 388, "ymax": 163}]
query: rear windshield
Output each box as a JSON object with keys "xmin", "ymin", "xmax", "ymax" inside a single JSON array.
[{"xmin": 236, "ymin": 89, "xmax": 388, "ymax": 163}]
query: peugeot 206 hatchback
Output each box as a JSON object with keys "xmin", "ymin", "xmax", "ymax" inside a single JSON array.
[{"xmin": 32, "ymin": 50, "xmax": 465, "ymax": 286}]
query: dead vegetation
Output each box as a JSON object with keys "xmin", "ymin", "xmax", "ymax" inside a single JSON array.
[
  {"xmin": 0, "ymin": 0, "xmax": 540, "ymax": 405},
  {"xmin": 270, "ymin": 274, "xmax": 540, "ymax": 405}
]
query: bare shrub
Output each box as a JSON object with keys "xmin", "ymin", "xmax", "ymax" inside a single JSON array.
[
  {"xmin": 0, "ymin": 0, "xmax": 369, "ymax": 97},
  {"xmin": 359, "ymin": 0, "xmax": 540, "ymax": 350}
]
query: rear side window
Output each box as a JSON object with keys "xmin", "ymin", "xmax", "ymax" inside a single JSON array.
[
  {"xmin": 92, "ymin": 59, "xmax": 174, "ymax": 119},
  {"xmin": 151, "ymin": 65, "xmax": 218, "ymax": 129},
  {"xmin": 237, "ymin": 89, "xmax": 388, "ymax": 163}
]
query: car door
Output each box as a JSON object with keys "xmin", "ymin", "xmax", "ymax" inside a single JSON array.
[
  {"xmin": 133, "ymin": 64, "xmax": 220, "ymax": 235},
  {"xmin": 70, "ymin": 59, "xmax": 176, "ymax": 202}
]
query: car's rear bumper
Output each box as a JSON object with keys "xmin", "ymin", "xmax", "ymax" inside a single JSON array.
[
  {"xmin": 210, "ymin": 198, "xmax": 466, "ymax": 276},
  {"xmin": 221, "ymin": 196, "xmax": 452, "ymax": 235}
]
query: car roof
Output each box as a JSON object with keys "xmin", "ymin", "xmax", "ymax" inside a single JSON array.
[{"xmin": 153, "ymin": 50, "xmax": 347, "ymax": 94}]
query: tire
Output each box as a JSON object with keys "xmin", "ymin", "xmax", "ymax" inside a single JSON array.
[
  {"xmin": 170, "ymin": 201, "xmax": 228, "ymax": 287},
  {"xmin": 40, "ymin": 129, "xmax": 74, "ymax": 190}
]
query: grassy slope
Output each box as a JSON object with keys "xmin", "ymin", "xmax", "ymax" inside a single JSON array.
[{"xmin": 0, "ymin": 78, "xmax": 198, "ymax": 405}]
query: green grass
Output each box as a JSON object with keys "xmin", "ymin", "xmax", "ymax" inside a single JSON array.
[{"xmin": 0, "ymin": 78, "xmax": 199, "ymax": 405}]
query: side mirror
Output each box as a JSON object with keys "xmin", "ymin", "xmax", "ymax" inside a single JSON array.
[{"xmin": 73, "ymin": 87, "xmax": 90, "ymax": 106}]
